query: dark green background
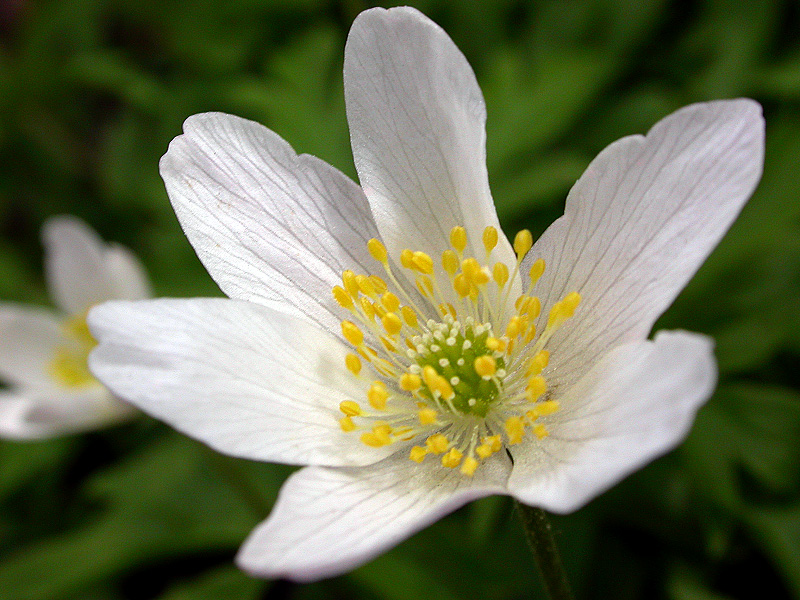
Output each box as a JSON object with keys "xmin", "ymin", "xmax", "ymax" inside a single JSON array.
[{"xmin": 1, "ymin": 0, "xmax": 799, "ymax": 598}]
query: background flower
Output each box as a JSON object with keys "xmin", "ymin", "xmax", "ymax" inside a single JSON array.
[
  {"xmin": 0, "ymin": 216, "xmax": 149, "ymax": 438},
  {"xmin": 0, "ymin": 1, "xmax": 798, "ymax": 599}
]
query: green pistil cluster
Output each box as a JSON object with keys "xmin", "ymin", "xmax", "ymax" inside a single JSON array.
[{"xmin": 411, "ymin": 317, "xmax": 505, "ymax": 418}]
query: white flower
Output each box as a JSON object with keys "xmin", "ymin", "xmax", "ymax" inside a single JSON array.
[
  {"xmin": 0, "ymin": 216, "xmax": 150, "ymax": 438},
  {"xmin": 87, "ymin": 6, "xmax": 764, "ymax": 583}
]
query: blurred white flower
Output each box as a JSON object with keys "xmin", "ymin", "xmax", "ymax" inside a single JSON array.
[
  {"xmin": 0, "ymin": 216, "xmax": 150, "ymax": 438},
  {"xmin": 88, "ymin": 7, "xmax": 763, "ymax": 582}
]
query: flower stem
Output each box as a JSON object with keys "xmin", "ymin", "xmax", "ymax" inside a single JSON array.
[{"xmin": 515, "ymin": 501, "xmax": 574, "ymax": 600}]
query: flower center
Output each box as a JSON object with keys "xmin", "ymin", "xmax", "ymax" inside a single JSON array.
[
  {"xmin": 332, "ymin": 225, "xmax": 580, "ymax": 477},
  {"xmin": 48, "ymin": 311, "xmax": 98, "ymax": 388}
]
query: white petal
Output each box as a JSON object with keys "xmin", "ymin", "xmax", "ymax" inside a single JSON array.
[
  {"xmin": 88, "ymin": 298, "xmax": 392, "ymax": 467},
  {"xmin": 160, "ymin": 112, "xmax": 381, "ymax": 338},
  {"xmin": 0, "ymin": 304, "xmax": 63, "ymax": 388},
  {"xmin": 104, "ymin": 244, "xmax": 152, "ymax": 300},
  {"xmin": 42, "ymin": 216, "xmax": 110, "ymax": 314},
  {"xmin": 507, "ymin": 330, "xmax": 716, "ymax": 513},
  {"xmin": 0, "ymin": 387, "xmax": 132, "ymax": 440},
  {"xmin": 526, "ymin": 100, "xmax": 764, "ymax": 387},
  {"xmin": 344, "ymin": 7, "xmax": 518, "ymax": 277},
  {"xmin": 236, "ymin": 452, "xmax": 511, "ymax": 582}
]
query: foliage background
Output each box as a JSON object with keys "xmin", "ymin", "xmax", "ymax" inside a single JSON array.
[{"xmin": 1, "ymin": 0, "xmax": 799, "ymax": 598}]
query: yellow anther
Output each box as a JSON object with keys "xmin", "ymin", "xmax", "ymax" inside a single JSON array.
[
  {"xmin": 411, "ymin": 251, "xmax": 434, "ymax": 274},
  {"xmin": 416, "ymin": 276, "xmax": 433, "ymax": 298},
  {"xmin": 461, "ymin": 258, "xmax": 489, "ymax": 285},
  {"xmin": 505, "ymin": 316, "xmax": 523, "ymax": 338},
  {"xmin": 341, "ymin": 321, "xmax": 363, "ymax": 346},
  {"xmin": 410, "ymin": 446, "xmax": 428, "ymax": 463},
  {"xmin": 526, "ymin": 375, "xmax": 547, "ymax": 402},
  {"xmin": 382, "ymin": 312, "xmax": 403, "ymax": 336},
  {"xmin": 373, "ymin": 302, "xmax": 387, "ymax": 319},
  {"xmin": 534, "ymin": 400, "xmax": 560, "ymax": 417},
  {"xmin": 485, "ymin": 336, "xmax": 507, "ymax": 352},
  {"xmin": 360, "ymin": 432, "xmax": 386, "ymax": 447},
  {"xmin": 516, "ymin": 295, "xmax": 530, "ymax": 311},
  {"xmin": 524, "ymin": 297, "xmax": 541, "ymax": 320},
  {"xmin": 342, "ymin": 270, "xmax": 359, "ymax": 298},
  {"xmin": 525, "ymin": 410, "xmax": 540, "ymax": 422},
  {"xmin": 345, "ymin": 353, "xmax": 362, "ymax": 376},
  {"xmin": 441, "ymin": 249, "xmax": 459, "ymax": 275},
  {"xmin": 418, "ymin": 407, "xmax": 438, "ymax": 425},
  {"xmin": 355, "ymin": 274, "xmax": 376, "ymax": 297},
  {"xmin": 401, "ymin": 305, "xmax": 418, "ymax": 328},
  {"xmin": 339, "ymin": 416, "xmax": 356, "ymax": 432},
  {"xmin": 339, "ymin": 400, "xmax": 362, "ymax": 416},
  {"xmin": 370, "ymin": 276, "xmax": 388, "ymax": 295},
  {"xmin": 529, "ymin": 258, "xmax": 546, "ymax": 284},
  {"xmin": 533, "ymin": 424, "xmax": 549, "ymax": 439},
  {"xmin": 482, "ymin": 226, "xmax": 498, "ymax": 253},
  {"xmin": 372, "ymin": 423, "xmax": 392, "ymax": 444},
  {"xmin": 381, "ymin": 292, "xmax": 400, "ymax": 313},
  {"xmin": 527, "ymin": 350, "xmax": 549, "ymax": 376},
  {"xmin": 332, "ymin": 286, "xmax": 353, "ymax": 309},
  {"xmin": 547, "ymin": 292, "xmax": 582, "ymax": 328},
  {"xmin": 493, "ymin": 263, "xmax": 509, "ymax": 288},
  {"xmin": 485, "ymin": 435, "xmax": 503, "ymax": 452},
  {"xmin": 474, "ymin": 355, "xmax": 497, "ymax": 379},
  {"xmin": 513, "ymin": 230, "xmax": 533, "ymax": 259},
  {"xmin": 426, "ymin": 433, "xmax": 450, "ymax": 454},
  {"xmin": 359, "ymin": 297, "xmax": 375, "ymax": 320},
  {"xmin": 422, "ymin": 366, "xmax": 455, "ymax": 400},
  {"xmin": 400, "ymin": 249, "xmax": 414, "ymax": 269},
  {"xmin": 380, "ymin": 335, "xmax": 396, "ymax": 353},
  {"xmin": 399, "ymin": 372, "xmax": 422, "ymax": 391},
  {"xmin": 367, "ymin": 238, "xmax": 388, "ymax": 263},
  {"xmin": 460, "ymin": 456, "xmax": 479, "ymax": 476},
  {"xmin": 453, "ymin": 273, "xmax": 471, "ymax": 297},
  {"xmin": 475, "ymin": 444, "xmax": 493, "ymax": 459},
  {"xmin": 367, "ymin": 381, "xmax": 389, "ymax": 410},
  {"xmin": 441, "ymin": 448, "xmax": 463, "ymax": 468},
  {"xmin": 505, "ymin": 416, "xmax": 525, "ymax": 445},
  {"xmin": 524, "ymin": 325, "xmax": 538, "ymax": 343},
  {"xmin": 450, "ymin": 226, "xmax": 467, "ymax": 253}
]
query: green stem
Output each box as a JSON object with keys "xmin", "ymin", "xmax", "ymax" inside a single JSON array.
[{"xmin": 515, "ymin": 501, "xmax": 574, "ymax": 600}]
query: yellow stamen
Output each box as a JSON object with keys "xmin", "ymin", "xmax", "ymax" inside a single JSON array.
[
  {"xmin": 534, "ymin": 400, "xmax": 560, "ymax": 417},
  {"xmin": 513, "ymin": 230, "xmax": 533, "ymax": 259},
  {"xmin": 332, "ymin": 286, "xmax": 353, "ymax": 309},
  {"xmin": 441, "ymin": 448, "xmax": 463, "ymax": 468},
  {"xmin": 339, "ymin": 400, "xmax": 362, "ymax": 416},
  {"xmin": 382, "ymin": 312, "xmax": 403, "ymax": 336},
  {"xmin": 460, "ymin": 456, "xmax": 479, "ymax": 476},
  {"xmin": 355, "ymin": 274, "xmax": 376, "ymax": 297},
  {"xmin": 401, "ymin": 305, "xmax": 418, "ymax": 328},
  {"xmin": 399, "ymin": 372, "xmax": 422, "ymax": 391},
  {"xmin": 341, "ymin": 321, "xmax": 364, "ymax": 346},
  {"xmin": 529, "ymin": 259, "xmax": 545, "ymax": 285},
  {"xmin": 493, "ymin": 263, "xmax": 509, "ymax": 288},
  {"xmin": 450, "ymin": 226, "xmax": 467, "ymax": 253},
  {"xmin": 482, "ymin": 226, "xmax": 498, "ymax": 253},
  {"xmin": 527, "ymin": 350, "xmax": 549, "ymax": 376},
  {"xmin": 526, "ymin": 376, "xmax": 547, "ymax": 402},
  {"xmin": 367, "ymin": 381, "xmax": 389, "ymax": 410},
  {"xmin": 418, "ymin": 407, "xmax": 438, "ymax": 425},
  {"xmin": 342, "ymin": 270, "xmax": 359, "ymax": 298},
  {"xmin": 533, "ymin": 423, "xmax": 549, "ymax": 439},
  {"xmin": 368, "ymin": 238, "xmax": 388, "ymax": 263},
  {"xmin": 442, "ymin": 249, "xmax": 459, "ymax": 275},
  {"xmin": 381, "ymin": 292, "xmax": 400, "ymax": 313},
  {"xmin": 505, "ymin": 416, "xmax": 525, "ymax": 444},
  {"xmin": 474, "ymin": 355, "xmax": 497, "ymax": 379},
  {"xmin": 410, "ymin": 446, "xmax": 428, "ymax": 463},
  {"xmin": 339, "ymin": 416, "xmax": 356, "ymax": 432},
  {"xmin": 426, "ymin": 434, "xmax": 449, "ymax": 454},
  {"xmin": 345, "ymin": 353, "xmax": 362, "ymax": 376},
  {"xmin": 411, "ymin": 251, "xmax": 434, "ymax": 275},
  {"xmin": 400, "ymin": 249, "xmax": 414, "ymax": 269}
]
